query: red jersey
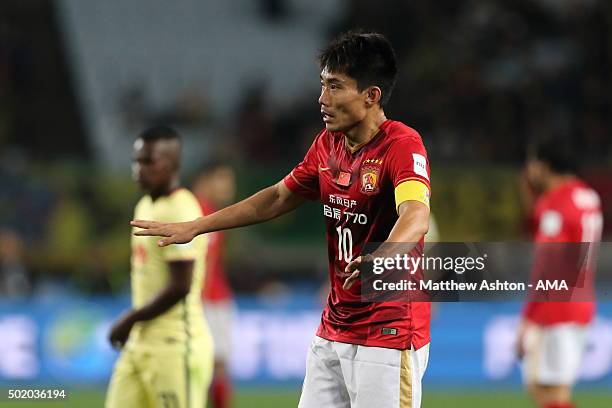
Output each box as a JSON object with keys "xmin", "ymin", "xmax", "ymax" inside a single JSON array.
[
  {"xmin": 284, "ymin": 120, "xmax": 431, "ymax": 350},
  {"xmin": 199, "ymin": 199, "xmax": 233, "ymax": 302},
  {"xmin": 523, "ymin": 179, "xmax": 603, "ymax": 325}
]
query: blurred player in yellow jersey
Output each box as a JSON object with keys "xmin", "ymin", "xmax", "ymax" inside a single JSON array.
[{"xmin": 105, "ymin": 126, "xmax": 214, "ymax": 408}]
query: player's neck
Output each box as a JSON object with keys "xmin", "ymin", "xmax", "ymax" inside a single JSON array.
[
  {"xmin": 344, "ymin": 110, "xmax": 387, "ymax": 153},
  {"xmin": 149, "ymin": 177, "xmax": 181, "ymax": 201},
  {"xmin": 545, "ymin": 174, "xmax": 576, "ymax": 192}
]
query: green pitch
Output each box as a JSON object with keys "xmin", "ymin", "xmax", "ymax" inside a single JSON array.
[{"xmin": 1, "ymin": 388, "xmax": 610, "ymax": 407}]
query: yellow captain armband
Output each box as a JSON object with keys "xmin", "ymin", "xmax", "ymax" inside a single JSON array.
[{"xmin": 394, "ymin": 180, "xmax": 430, "ymax": 213}]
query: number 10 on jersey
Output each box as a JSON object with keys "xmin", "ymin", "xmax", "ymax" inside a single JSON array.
[{"xmin": 336, "ymin": 226, "xmax": 353, "ymax": 263}]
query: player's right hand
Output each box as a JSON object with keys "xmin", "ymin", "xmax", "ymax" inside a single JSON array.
[
  {"xmin": 343, "ymin": 256, "xmax": 364, "ymax": 290},
  {"xmin": 130, "ymin": 219, "xmax": 197, "ymax": 247}
]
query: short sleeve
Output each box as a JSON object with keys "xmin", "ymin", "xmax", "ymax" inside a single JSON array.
[
  {"xmin": 283, "ymin": 131, "xmax": 324, "ymax": 200},
  {"xmin": 386, "ymin": 133, "xmax": 431, "ymax": 212}
]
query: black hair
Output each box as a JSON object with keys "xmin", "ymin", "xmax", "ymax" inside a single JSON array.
[
  {"xmin": 531, "ymin": 139, "xmax": 577, "ymax": 174},
  {"xmin": 138, "ymin": 125, "xmax": 180, "ymax": 142},
  {"xmin": 319, "ymin": 31, "xmax": 398, "ymax": 106}
]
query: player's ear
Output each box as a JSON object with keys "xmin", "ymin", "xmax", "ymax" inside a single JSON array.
[{"xmin": 364, "ymin": 86, "xmax": 382, "ymax": 107}]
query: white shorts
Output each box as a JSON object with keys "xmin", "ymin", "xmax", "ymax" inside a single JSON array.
[
  {"xmin": 203, "ymin": 300, "xmax": 235, "ymax": 361},
  {"xmin": 521, "ymin": 323, "xmax": 588, "ymax": 386},
  {"xmin": 298, "ymin": 336, "xmax": 429, "ymax": 408}
]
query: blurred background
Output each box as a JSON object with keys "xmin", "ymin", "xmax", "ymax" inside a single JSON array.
[{"xmin": 0, "ymin": 0, "xmax": 611, "ymax": 406}]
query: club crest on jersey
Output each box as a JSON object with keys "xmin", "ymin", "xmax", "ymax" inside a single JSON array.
[{"xmin": 360, "ymin": 160, "xmax": 382, "ymax": 194}]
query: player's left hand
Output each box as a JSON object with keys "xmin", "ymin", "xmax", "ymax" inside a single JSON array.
[
  {"xmin": 343, "ymin": 255, "xmax": 367, "ymax": 290},
  {"xmin": 109, "ymin": 311, "xmax": 137, "ymax": 349}
]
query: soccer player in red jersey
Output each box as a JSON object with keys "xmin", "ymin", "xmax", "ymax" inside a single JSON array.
[
  {"xmin": 131, "ymin": 32, "xmax": 432, "ymax": 408},
  {"xmin": 193, "ymin": 162, "xmax": 237, "ymax": 408},
  {"xmin": 518, "ymin": 140, "xmax": 603, "ymax": 408}
]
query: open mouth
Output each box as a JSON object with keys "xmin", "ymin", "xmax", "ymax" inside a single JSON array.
[{"xmin": 321, "ymin": 110, "xmax": 334, "ymax": 122}]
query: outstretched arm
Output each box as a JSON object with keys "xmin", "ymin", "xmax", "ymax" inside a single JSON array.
[{"xmin": 131, "ymin": 180, "xmax": 305, "ymax": 246}]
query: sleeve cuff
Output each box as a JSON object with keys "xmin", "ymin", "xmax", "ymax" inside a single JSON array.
[{"xmin": 283, "ymin": 172, "xmax": 319, "ymax": 200}]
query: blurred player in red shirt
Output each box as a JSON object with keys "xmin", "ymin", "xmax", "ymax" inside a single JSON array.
[
  {"xmin": 132, "ymin": 31, "xmax": 432, "ymax": 408},
  {"xmin": 192, "ymin": 161, "xmax": 236, "ymax": 408},
  {"xmin": 518, "ymin": 140, "xmax": 603, "ymax": 408}
]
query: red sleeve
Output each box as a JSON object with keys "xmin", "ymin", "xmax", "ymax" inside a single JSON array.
[
  {"xmin": 283, "ymin": 131, "xmax": 324, "ymax": 200},
  {"xmin": 386, "ymin": 132, "xmax": 431, "ymax": 190},
  {"xmin": 565, "ymin": 206, "xmax": 585, "ymax": 242},
  {"xmin": 522, "ymin": 302, "xmax": 536, "ymax": 320}
]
